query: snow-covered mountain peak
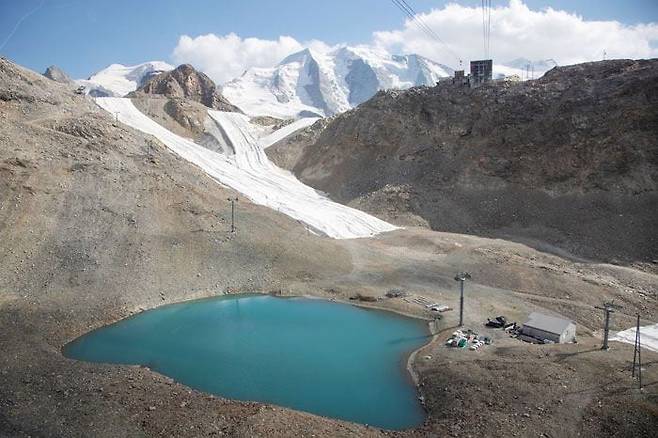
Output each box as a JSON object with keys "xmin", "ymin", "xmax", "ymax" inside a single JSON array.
[
  {"xmin": 222, "ymin": 46, "xmax": 453, "ymax": 119},
  {"xmin": 278, "ymin": 47, "xmax": 318, "ymax": 65},
  {"xmin": 81, "ymin": 50, "xmax": 452, "ymax": 119},
  {"xmin": 77, "ymin": 61, "xmax": 174, "ymax": 97}
]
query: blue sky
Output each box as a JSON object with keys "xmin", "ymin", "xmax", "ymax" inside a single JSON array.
[{"xmin": 1, "ymin": 0, "xmax": 657, "ymax": 79}]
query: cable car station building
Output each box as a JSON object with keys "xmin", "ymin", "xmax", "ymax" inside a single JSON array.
[{"xmin": 470, "ymin": 59, "xmax": 493, "ymax": 85}]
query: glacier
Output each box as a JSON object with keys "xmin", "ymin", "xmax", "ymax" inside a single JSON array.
[{"xmin": 95, "ymin": 97, "xmax": 397, "ymax": 239}]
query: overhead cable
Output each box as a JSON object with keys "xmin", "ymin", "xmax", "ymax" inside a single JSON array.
[{"xmin": 389, "ymin": 0, "xmax": 461, "ymax": 64}]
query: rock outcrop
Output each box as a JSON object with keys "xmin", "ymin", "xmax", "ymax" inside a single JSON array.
[
  {"xmin": 282, "ymin": 59, "xmax": 658, "ymax": 263},
  {"xmin": 43, "ymin": 65, "xmax": 72, "ymax": 84},
  {"xmin": 130, "ymin": 64, "xmax": 240, "ymax": 112}
]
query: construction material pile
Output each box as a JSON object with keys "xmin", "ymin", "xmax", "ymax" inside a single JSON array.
[{"xmin": 445, "ymin": 329, "xmax": 493, "ymax": 351}]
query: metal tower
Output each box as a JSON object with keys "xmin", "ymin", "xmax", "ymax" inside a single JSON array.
[
  {"xmin": 632, "ymin": 314, "xmax": 642, "ymax": 390},
  {"xmin": 454, "ymin": 272, "xmax": 472, "ymax": 326},
  {"xmin": 227, "ymin": 197, "xmax": 238, "ymax": 233},
  {"xmin": 595, "ymin": 302, "xmax": 622, "ymax": 350}
]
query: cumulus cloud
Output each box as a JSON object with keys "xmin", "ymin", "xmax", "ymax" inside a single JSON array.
[
  {"xmin": 373, "ymin": 0, "xmax": 658, "ymax": 67},
  {"xmin": 172, "ymin": 1, "xmax": 658, "ymax": 83},
  {"xmin": 172, "ymin": 33, "xmax": 305, "ymax": 84}
]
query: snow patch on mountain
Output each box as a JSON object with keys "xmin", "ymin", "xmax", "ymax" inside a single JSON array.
[
  {"xmin": 77, "ymin": 61, "xmax": 173, "ymax": 97},
  {"xmin": 222, "ymin": 46, "xmax": 453, "ymax": 118}
]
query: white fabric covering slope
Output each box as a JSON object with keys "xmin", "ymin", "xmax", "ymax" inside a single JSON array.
[
  {"xmin": 95, "ymin": 97, "xmax": 397, "ymax": 239},
  {"xmin": 612, "ymin": 323, "xmax": 658, "ymax": 352},
  {"xmin": 259, "ymin": 117, "xmax": 320, "ymax": 149}
]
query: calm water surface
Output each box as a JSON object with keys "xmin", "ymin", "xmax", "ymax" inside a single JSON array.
[{"xmin": 64, "ymin": 295, "xmax": 429, "ymax": 429}]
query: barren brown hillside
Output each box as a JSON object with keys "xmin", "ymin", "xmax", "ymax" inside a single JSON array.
[
  {"xmin": 272, "ymin": 59, "xmax": 658, "ymax": 264},
  {"xmin": 1, "ymin": 57, "xmax": 656, "ymax": 438}
]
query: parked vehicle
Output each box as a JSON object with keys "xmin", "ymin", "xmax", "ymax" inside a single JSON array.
[
  {"xmin": 486, "ymin": 316, "xmax": 507, "ymax": 328},
  {"xmin": 429, "ymin": 305, "xmax": 451, "ymax": 312}
]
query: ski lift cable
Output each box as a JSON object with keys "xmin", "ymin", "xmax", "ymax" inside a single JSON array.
[
  {"xmin": 397, "ymin": 0, "xmax": 461, "ymax": 62},
  {"xmin": 389, "ymin": 0, "xmax": 461, "ymax": 64},
  {"xmin": 397, "ymin": 0, "xmax": 447, "ymax": 47},
  {"xmin": 481, "ymin": 0, "xmax": 492, "ymax": 59},
  {"xmin": 391, "ymin": 0, "xmax": 443, "ymax": 50},
  {"xmin": 485, "ymin": 0, "xmax": 491, "ymax": 59},
  {"xmin": 481, "ymin": 0, "xmax": 486, "ymax": 58},
  {"xmin": 488, "ymin": 0, "xmax": 492, "ymax": 58}
]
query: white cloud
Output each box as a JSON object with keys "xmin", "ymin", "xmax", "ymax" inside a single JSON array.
[
  {"xmin": 171, "ymin": 1, "xmax": 658, "ymax": 83},
  {"xmin": 373, "ymin": 0, "xmax": 658, "ymax": 68},
  {"xmin": 172, "ymin": 33, "xmax": 305, "ymax": 84}
]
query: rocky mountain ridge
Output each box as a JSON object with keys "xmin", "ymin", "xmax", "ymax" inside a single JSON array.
[
  {"xmin": 129, "ymin": 63, "xmax": 240, "ymax": 112},
  {"xmin": 273, "ymin": 59, "xmax": 658, "ymax": 263},
  {"xmin": 43, "ymin": 65, "xmax": 72, "ymax": 84}
]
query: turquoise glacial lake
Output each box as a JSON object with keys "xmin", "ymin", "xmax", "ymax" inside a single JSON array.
[{"xmin": 64, "ymin": 295, "xmax": 429, "ymax": 429}]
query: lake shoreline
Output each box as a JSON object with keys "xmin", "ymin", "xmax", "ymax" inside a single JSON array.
[
  {"xmin": 299, "ymin": 293, "xmax": 439, "ymax": 390},
  {"xmin": 62, "ymin": 290, "xmax": 439, "ymax": 383},
  {"xmin": 62, "ymin": 291, "xmax": 432, "ymax": 430}
]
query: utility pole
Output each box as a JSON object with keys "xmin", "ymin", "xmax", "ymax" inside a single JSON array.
[
  {"xmin": 595, "ymin": 302, "xmax": 622, "ymax": 350},
  {"xmin": 632, "ymin": 314, "xmax": 642, "ymax": 390},
  {"xmin": 454, "ymin": 272, "xmax": 472, "ymax": 326},
  {"xmin": 227, "ymin": 197, "xmax": 238, "ymax": 233}
]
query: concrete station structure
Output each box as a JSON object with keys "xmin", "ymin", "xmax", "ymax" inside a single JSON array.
[{"xmin": 521, "ymin": 312, "xmax": 577, "ymax": 344}]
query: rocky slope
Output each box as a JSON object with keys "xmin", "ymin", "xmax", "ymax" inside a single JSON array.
[
  {"xmin": 277, "ymin": 59, "xmax": 658, "ymax": 263},
  {"xmin": 130, "ymin": 95, "xmax": 210, "ymax": 139},
  {"xmin": 129, "ymin": 63, "xmax": 240, "ymax": 112},
  {"xmin": 266, "ymin": 118, "xmax": 331, "ymax": 170}
]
